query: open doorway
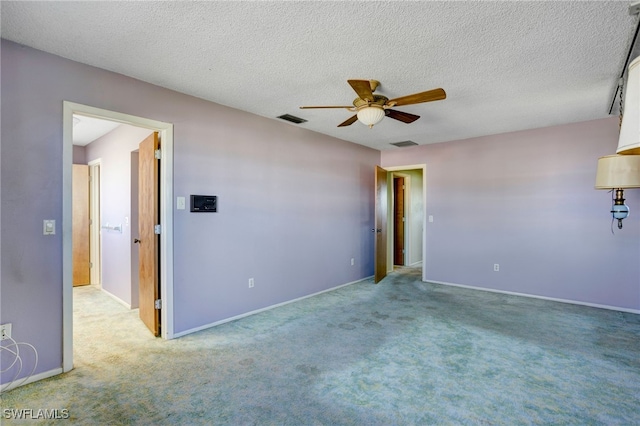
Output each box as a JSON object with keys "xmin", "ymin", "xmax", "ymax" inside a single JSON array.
[
  {"xmin": 391, "ymin": 170, "xmax": 424, "ymax": 268},
  {"xmin": 392, "ymin": 174, "xmax": 408, "ymax": 266},
  {"xmin": 385, "ymin": 165, "xmax": 426, "ymax": 276},
  {"xmin": 63, "ymin": 101, "xmax": 175, "ymax": 373},
  {"xmin": 71, "ymin": 116, "xmax": 159, "ymax": 329},
  {"xmin": 72, "ymin": 117, "xmax": 152, "ymax": 309}
]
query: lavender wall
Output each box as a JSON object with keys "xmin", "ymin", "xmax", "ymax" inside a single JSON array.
[
  {"xmin": 173, "ymin": 114, "xmax": 377, "ymax": 331},
  {"xmin": 85, "ymin": 124, "xmax": 153, "ymax": 307},
  {"xmin": 382, "ymin": 118, "xmax": 640, "ymax": 310},
  {"xmin": 1, "ymin": 40, "xmax": 378, "ymax": 380},
  {"xmin": 72, "ymin": 145, "xmax": 86, "ymax": 164}
]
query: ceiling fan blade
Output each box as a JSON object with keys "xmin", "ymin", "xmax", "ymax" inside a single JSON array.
[
  {"xmin": 385, "ymin": 109, "xmax": 420, "ymax": 124},
  {"xmin": 300, "ymin": 105, "xmax": 353, "ymax": 109},
  {"xmin": 348, "ymin": 80, "xmax": 374, "ymax": 101},
  {"xmin": 337, "ymin": 115, "xmax": 358, "ymax": 127},
  {"xmin": 388, "ymin": 88, "xmax": 446, "ymax": 106}
]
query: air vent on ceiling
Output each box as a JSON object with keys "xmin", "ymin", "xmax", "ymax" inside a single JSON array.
[
  {"xmin": 277, "ymin": 114, "xmax": 307, "ymax": 124},
  {"xmin": 390, "ymin": 140, "xmax": 418, "ymax": 148}
]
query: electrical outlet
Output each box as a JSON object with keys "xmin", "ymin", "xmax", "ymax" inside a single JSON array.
[
  {"xmin": 1, "ymin": 323, "xmax": 12, "ymax": 340},
  {"xmin": 351, "ymin": 258, "xmax": 355, "ymax": 266},
  {"xmin": 248, "ymin": 278, "xmax": 254, "ymax": 288},
  {"xmin": 494, "ymin": 264, "xmax": 500, "ymax": 272}
]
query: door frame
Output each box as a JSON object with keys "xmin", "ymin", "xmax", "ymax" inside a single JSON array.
[
  {"xmin": 88, "ymin": 159, "xmax": 102, "ymax": 287},
  {"xmin": 62, "ymin": 101, "xmax": 175, "ymax": 372},
  {"xmin": 382, "ymin": 164, "xmax": 427, "ymax": 279}
]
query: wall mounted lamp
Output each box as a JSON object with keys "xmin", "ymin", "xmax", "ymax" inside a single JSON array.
[
  {"xmin": 595, "ymin": 154, "xmax": 640, "ymax": 228},
  {"xmin": 595, "ymin": 24, "xmax": 640, "ymax": 229}
]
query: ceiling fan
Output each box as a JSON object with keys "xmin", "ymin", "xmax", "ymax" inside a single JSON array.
[{"xmin": 300, "ymin": 79, "xmax": 446, "ymax": 128}]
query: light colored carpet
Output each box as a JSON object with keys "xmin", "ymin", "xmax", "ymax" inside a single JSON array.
[{"xmin": 1, "ymin": 267, "xmax": 639, "ymax": 425}]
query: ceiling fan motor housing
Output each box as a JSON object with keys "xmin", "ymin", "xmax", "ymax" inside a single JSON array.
[{"xmin": 353, "ymin": 95, "xmax": 389, "ymax": 109}]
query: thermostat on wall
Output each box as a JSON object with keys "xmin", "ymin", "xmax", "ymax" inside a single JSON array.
[{"xmin": 190, "ymin": 195, "xmax": 217, "ymax": 212}]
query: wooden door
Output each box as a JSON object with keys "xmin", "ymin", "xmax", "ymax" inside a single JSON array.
[
  {"xmin": 72, "ymin": 164, "xmax": 91, "ymax": 286},
  {"xmin": 138, "ymin": 132, "xmax": 160, "ymax": 336},
  {"xmin": 393, "ymin": 177, "xmax": 405, "ymax": 266},
  {"xmin": 374, "ymin": 166, "xmax": 388, "ymax": 283}
]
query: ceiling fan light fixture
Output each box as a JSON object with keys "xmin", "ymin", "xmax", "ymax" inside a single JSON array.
[
  {"xmin": 595, "ymin": 154, "xmax": 640, "ymax": 229},
  {"xmin": 357, "ymin": 106, "xmax": 385, "ymax": 128}
]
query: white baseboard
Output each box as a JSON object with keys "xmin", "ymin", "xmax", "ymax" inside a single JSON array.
[
  {"xmin": 426, "ymin": 279, "xmax": 640, "ymax": 314},
  {"xmin": 1, "ymin": 367, "xmax": 63, "ymax": 392},
  {"xmin": 174, "ymin": 276, "xmax": 374, "ymax": 338},
  {"xmin": 100, "ymin": 288, "xmax": 132, "ymax": 309}
]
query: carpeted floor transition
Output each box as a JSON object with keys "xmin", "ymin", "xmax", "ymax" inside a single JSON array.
[{"xmin": 1, "ymin": 267, "xmax": 639, "ymax": 425}]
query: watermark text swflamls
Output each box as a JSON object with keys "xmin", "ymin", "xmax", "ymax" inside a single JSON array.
[{"xmin": 3, "ymin": 408, "xmax": 70, "ymax": 420}]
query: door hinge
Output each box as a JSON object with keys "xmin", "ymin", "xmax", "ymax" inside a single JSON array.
[
  {"xmin": 89, "ymin": 262, "xmax": 93, "ymax": 269},
  {"xmin": 154, "ymin": 224, "xmax": 162, "ymax": 235},
  {"xmin": 154, "ymin": 149, "xmax": 162, "ymax": 160},
  {"xmin": 155, "ymin": 299, "xmax": 162, "ymax": 310}
]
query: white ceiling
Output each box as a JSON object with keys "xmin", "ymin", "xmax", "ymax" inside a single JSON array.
[
  {"xmin": 73, "ymin": 115, "xmax": 122, "ymax": 146},
  {"xmin": 2, "ymin": 1, "xmax": 638, "ymax": 151}
]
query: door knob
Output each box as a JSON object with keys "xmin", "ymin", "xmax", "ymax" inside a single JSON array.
[
  {"xmin": 371, "ymin": 228, "xmax": 382, "ymax": 233},
  {"xmin": 134, "ymin": 238, "xmax": 141, "ymax": 244}
]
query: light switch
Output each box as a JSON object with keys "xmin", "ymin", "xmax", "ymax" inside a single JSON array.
[
  {"xmin": 177, "ymin": 196, "xmax": 186, "ymax": 210},
  {"xmin": 43, "ymin": 220, "xmax": 56, "ymax": 235},
  {"xmin": 428, "ymin": 215, "xmax": 434, "ymax": 223}
]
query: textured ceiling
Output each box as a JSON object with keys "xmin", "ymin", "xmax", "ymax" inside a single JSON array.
[{"xmin": 2, "ymin": 1, "xmax": 638, "ymax": 150}]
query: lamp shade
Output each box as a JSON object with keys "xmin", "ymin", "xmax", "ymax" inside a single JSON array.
[
  {"xmin": 617, "ymin": 56, "xmax": 640, "ymax": 154},
  {"xmin": 595, "ymin": 154, "xmax": 640, "ymax": 189},
  {"xmin": 357, "ymin": 106, "xmax": 385, "ymax": 128}
]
